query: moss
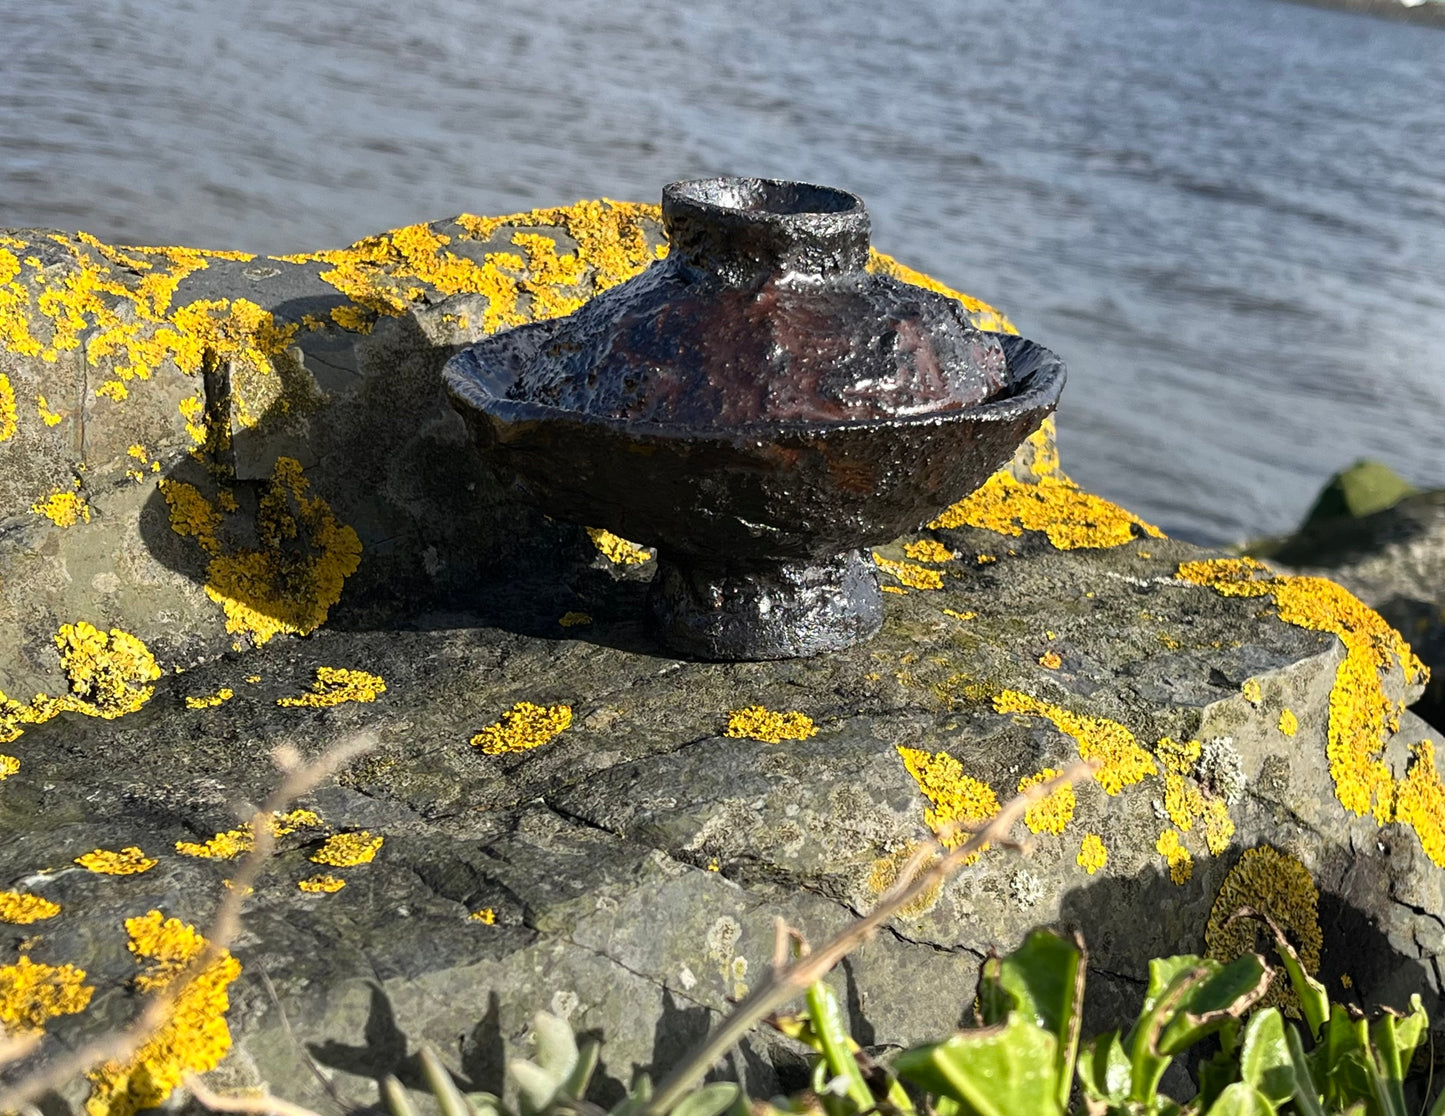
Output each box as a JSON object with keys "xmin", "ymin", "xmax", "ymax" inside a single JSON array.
[
  {"xmin": 1018, "ymin": 768, "xmax": 1076, "ymax": 835},
  {"xmin": 310, "ymin": 831, "xmax": 383, "ymax": 867},
  {"xmin": 276, "ymin": 666, "xmax": 386, "ymax": 708},
  {"xmin": 558, "ymin": 611, "xmax": 593, "ymax": 627},
  {"xmin": 74, "ymin": 847, "xmax": 157, "ymax": 875},
  {"xmin": 472, "ymin": 701, "xmax": 573, "ymax": 754},
  {"xmin": 0, "ymin": 891, "xmax": 60, "ymax": 924},
  {"xmin": 1155, "ymin": 829, "xmax": 1193, "ymax": 885},
  {"xmin": 1205, "ymin": 846, "xmax": 1321, "ymax": 1016},
  {"xmin": 184, "ymin": 687, "xmax": 234, "ymax": 709},
  {"xmin": 874, "ymin": 553, "xmax": 946, "ymax": 590},
  {"xmin": 298, "ymin": 874, "xmax": 346, "ymax": 893},
  {"xmin": 86, "ymin": 910, "xmax": 241, "ymax": 1116},
  {"xmin": 724, "ymin": 706, "xmax": 819, "ymax": 744},
  {"xmin": 1177, "ymin": 558, "xmax": 1429, "ymax": 834},
  {"xmin": 993, "ymin": 690, "xmax": 1158, "ymax": 795},
  {"xmin": 929, "ymin": 471, "xmax": 1163, "ymax": 549},
  {"xmin": 587, "ymin": 527, "xmax": 652, "ymax": 566},
  {"xmin": 0, "ymin": 955, "xmax": 93, "ymax": 1034},
  {"xmin": 896, "ymin": 745, "xmax": 999, "ymax": 856},
  {"xmin": 1077, "ymin": 833, "xmax": 1108, "ymax": 875}
]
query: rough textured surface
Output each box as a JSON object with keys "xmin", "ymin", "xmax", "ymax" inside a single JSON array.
[{"xmin": 0, "ymin": 210, "xmax": 1442, "ymax": 1110}]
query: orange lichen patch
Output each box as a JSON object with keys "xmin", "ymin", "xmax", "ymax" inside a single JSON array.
[
  {"xmin": 1395, "ymin": 741, "xmax": 1445, "ymax": 867},
  {"xmin": 468, "ymin": 907, "xmax": 497, "ymax": 924},
  {"xmin": 1076, "ymin": 834, "xmax": 1108, "ymax": 875},
  {"xmin": 298, "ymin": 874, "xmax": 346, "ymax": 894},
  {"xmin": 472, "ymin": 701, "xmax": 573, "ymax": 754},
  {"xmin": 586, "ymin": 526, "xmax": 652, "ymax": 565},
  {"xmin": 310, "ymin": 831, "xmax": 382, "ymax": 867},
  {"xmin": 1177, "ymin": 559, "xmax": 1427, "ymax": 829},
  {"xmin": 31, "ymin": 481, "xmax": 91, "ymax": 526},
  {"xmin": 86, "ymin": 910, "xmax": 241, "ymax": 1116},
  {"xmin": 724, "ymin": 706, "xmax": 818, "ymax": 744},
  {"xmin": 276, "ymin": 667, "xmax": 386, "ymax": 708},
  {"xmin": 1018, "ymin": 768, "xmax": 1076, "ymax": 835},
  {"xmin": 161, "ymin": 457, "xmax": 362, "ymax": 647},
  {"xmin": 928, "ymin": 472, "xmax": 1163, "ymax": 549},
  {"xmin": 903, "ymin": 539, "xmax": 955, "ymax": 564},
  {"xmin": 1242, "ymin": 678, "xmax": 1263, "ymax": 706},
  {"xmin": 1206, "ymin": 846, "xmax": 1321, "ymax": 1016},
  {"xmin": 175, "ymin": 827, "xmax": 252, "ymax": 860},
  {"xmin": 0, "ymin": 892, "xmax": 61, "ymax": 924},
  {"xmin": 1038, "ymin": 651, "xmax": 1062, "ymax": 670},
  {"xmin": 558, "ymin": 611, "xmax": 593, "ymax": 627},
  {"xmin": 0, "ymin": 956, "xmax": 93, "ymax": 1034},
  {"xmin": 1155, "ymin": 736, "xmax": 1205, "ymax": 832},
  {"xmin": 896, "ymin": 746, "xmax": 999, "ymax": 855},
  {"xmin": 74, "ymin": 847, "xmax": 157, "ymax": 875},
  {"xmin": 993, "ymin": 690, "xmax": 1157, "ymax": 795},
  {"xmin": 184, "ymin": 687, "xmax": 233, "ymax": 710},
  {"xmin": 0, "ymin": 371, "xmax": 16, "ymax": 440},
  {"xmin": 874, "ymin": 553, "xmax": 945, "ymax": 590},
  {"xmin": 1155, "ymin": 829, "xmax": 1193, "ymax": 885},
  {"xmin": 1278, "ymin": 708, "xmax": 1299, "ymax": 737},
  {"xmin": 866, "ymin": 841, "xmax": 944, "ymax": 917}
]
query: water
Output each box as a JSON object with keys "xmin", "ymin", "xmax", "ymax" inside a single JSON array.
[{"xmin": 3, "ymin": 0, "xmax": 1443, "ymax": 544}]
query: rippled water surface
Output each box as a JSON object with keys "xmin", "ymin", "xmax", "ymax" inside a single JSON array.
[{"xmin": 4, "ymin": 0, "xmax": 1443, "ymax": 543}]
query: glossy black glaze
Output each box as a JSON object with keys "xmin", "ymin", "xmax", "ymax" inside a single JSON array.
[{"xmin": 445, "ymin": 177, "xmax": 1066, "ymax": 660}]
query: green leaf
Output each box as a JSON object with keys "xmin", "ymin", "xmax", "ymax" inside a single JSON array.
[
  {"xmin": 1243, "ymin": 909, "xmax": 1328, "ymax": 1040},
  {"xmin": 1075, "ymin": 1030, "xmax": 1130, "ymax": 1106},
  {"xmin": 1197, "ymin": 1044, "xmax": 1243, "ymax": 1111},
  {"xmin": 564, "ymin": 1038, "xmax": 601, "ymax": 1101},
  {"xmin": 511, "ymin": 1058, "xmax": 561, "ymax": 1116},
  {"xmin": 1370, "ymin": 996, "xmax": 1427, "ymax": 1086},
  {"xmin": 1312, "ymin": 1007, "xmax": 1375, "ymax": 1112},
  {"xmin": 895, "ymin": 1015, "xmax": 1063, "ymax": 1116},
  {"xmin": 1283, "ymin": 1022, "xmax": 1326, "ymax": 1116},
  {"xmin": 1156, "ymin": 954, "xmax": 1270, "ymax": 1055},
  {"xmin": 420, "ymin": 1045, "xmax": 480, "ymax": 1116},
  {"xmin": 533, "ymin": 1011, "xmax": 580, "ymax": 1083},
  {"xmin": 976, "ymin": 929, "xmax": 1086, "ymax": 1111},
  {"xmin": 384, "ymin": 1075, "xmax": 423, "ymax": 1116},
  {"xmin": 805, "ymin": 981, "xmax": 874, "ymax": 1113},
  {"xmin": 1126, "ymin": 961, "xmax": 1208, "ymax": 1104},
  {"xmin": 1239, "ymin": 1009, "xmax": 1294, "ymax": 1106},
  {"xmin": 1204, "ymin": 1081, "xmax": 1278, "ymax": 1116},
  {"xmin": 668, "ymin": 1083, "xmax": 741, "ymax": 1116}
]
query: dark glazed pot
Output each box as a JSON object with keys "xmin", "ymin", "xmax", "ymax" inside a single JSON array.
[{"xmin": 445, "ymin": 177, "xmax": 1065, "ymax": 660}]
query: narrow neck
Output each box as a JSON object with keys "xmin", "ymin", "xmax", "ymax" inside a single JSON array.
[{"xmin": 662, "ymin": 177, "xmax": 871, "ymax": 284}]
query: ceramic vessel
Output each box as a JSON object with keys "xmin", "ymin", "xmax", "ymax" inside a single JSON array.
[{"xmin": 445, "ymin": 177, "xmax": 1065, "ymax": 660}]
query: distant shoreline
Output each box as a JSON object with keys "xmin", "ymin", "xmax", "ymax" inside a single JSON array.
[{"xmin": 1282, "ymin": 0, "xmax": 1445, "ymax": 27}]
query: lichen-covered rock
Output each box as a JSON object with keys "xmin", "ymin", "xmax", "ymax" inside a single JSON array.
[{"xmin": 0, "ymin": 212, "xmax": 1441, "ymax": 1110}]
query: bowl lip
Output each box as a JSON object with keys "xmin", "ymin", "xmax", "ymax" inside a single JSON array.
[{"xmin": 444, "ymin": 331, "xmax": 1065, "ymax": 443}]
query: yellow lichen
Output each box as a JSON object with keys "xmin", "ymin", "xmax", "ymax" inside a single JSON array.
[
  {"xmin": 310, "ymin": 831, "xmax": 383, "ymax": 867},
  {"xmin": 1395, "ymin": 740, "xmax": 1445, "ymax": 867},
  {"xmin": 903, "ymin": 539, "xmax": 955, "ymax": 563},
  {"xmin": 874, "ymin": 553, "xmax": 946, "ymax": 590},
  {"xmin": 866, "ymin": 841, "xmax": 944, "ymax": 916},
  {"xmin": 297, "ymin": 874, "xmax": 346, "ymax": 894},
  {"xmin": 468, "ymin": 907, "xmax": 497, "ymax": 924},
  {"xmin": 0, "ymin": 371, "xmax": 15, "ymax": 441},
  {"xmin": 32, "ymin": 482, "xmax": 91, "ymax": 526},
  {"xmin": 0, "ymin": 956, "xmax": 93, "ymax": 1034},
  {"xmin": 1205, "ymin": 846, "xmax": 1321, "ymax": 1016},
  {"xmin": 586, "ymin": 526, "xmax": 652, "ymax": 565},
  {"xmin": 976, "ymin": 553, "xmax": 997, "ymax": 564},
  {"xmin": 184, "ymin": 687, "xmax": 234, "ymax": 709},
  {"xmin": 929, "ymin": 471, "xmax": 1163, "ymax": 549},
  {"xmin": 86, "ymin": 910, "xmax": 241, "ymax": 1116},
  {"xmin": 1076, "ymin": 833, "xmax": 1108, "ymax": 875},
  {"xmin": 0, "ymin": 891, "xmax": 61, "ymax": 924},
  {"xmin": 724, "ymin": 706, "xmax": 819, "ymax": 744},
  {"xmin": 994, "ymin": 690, "xmax": 1157, "ymax": 795},
  {"xmin": 942, "ymin": 608, "xmax": 976, "ymax": 621},
  {"xmin": 881, "ymin": 585, "xmax": 907, "ymax": 595},
  {"xmin": 1155, "ymin": 829, "xmax": 1193, "ymax": 884},
  {"xmin": 270, "ymin": 808, "xmax": 323, "ymax": 836},
  {"xmin": 1203, "ymin": 797, "xmax": 1236, "ymax": 856},
  {"xmin": 472, "ymin": 701, "xmax": 573, "ymax": 754},
  {"xmin": 74, "ymin": 847, "xmax": 157, "ymax": 875},
  {"xmin": 1242, "ymin": 678, "xmax": 1263, "ymax": 706},
  {"xmin": 35, "ymin": 393, "xmax": 62, "ymax": 426},
  {"xmin": 896, "ymin": 745, "xmax": 999, "ymax": 855},
  {"xmin": 558, "ymin": 611, "xmax": 593, "ymax": 627},
  {"xmin": 1155, "ymin": 736, "xmax": 1205, "ymax": 832},
  {"xmin": 1177, "ymin": 559, "xmax": 1427, "ymax": 830},
  {"xmin": 1278, "ymin": 708, "xmax": 1299, "ymax": 736},
  {"xmin": 1018, "ymin": 768, "xmax": 1076, "ymax": 834},
  {"xmin": 1038, "ymin": 651, "xmax": 1062, "ymax": 670},
  {"xmin": 0, "ymin": 755, "xmax": 18, "ymax": 777},
  {"xmin": 276, "ymin": 666, "xmax": 386, "ymax": 708},
  {"xmin": 175, "ymin": 827, "xmax": 252, "ymax": 860}
]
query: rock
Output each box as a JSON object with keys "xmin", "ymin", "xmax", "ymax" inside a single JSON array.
[
  {"xmin": 0, "ymin": 212, "xmax": 1442, "ymax": 1111},
  {"xmin": 1302, "ymin": 459, "xmax": 1417, "ymax": 526}
]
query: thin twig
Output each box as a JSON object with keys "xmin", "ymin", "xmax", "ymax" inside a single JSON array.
[
  {"xmin": 184, "ymin": 1071, "xmax": 329, "ymax": 1116},
  {"xmin": 0, "ymin": 733, "xmax": 374, "ymax": 1113},
  {"xmin": 641, "ymin": 759, "xmax": 1098, "ymax": 1116},
  {"xmin": 258, "ymin": 964, "xmax": 347, "ymax": 1114},
  {"xmin": 0, "ymin": 1030, "xmax": 40, "ymax": 1069}
]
